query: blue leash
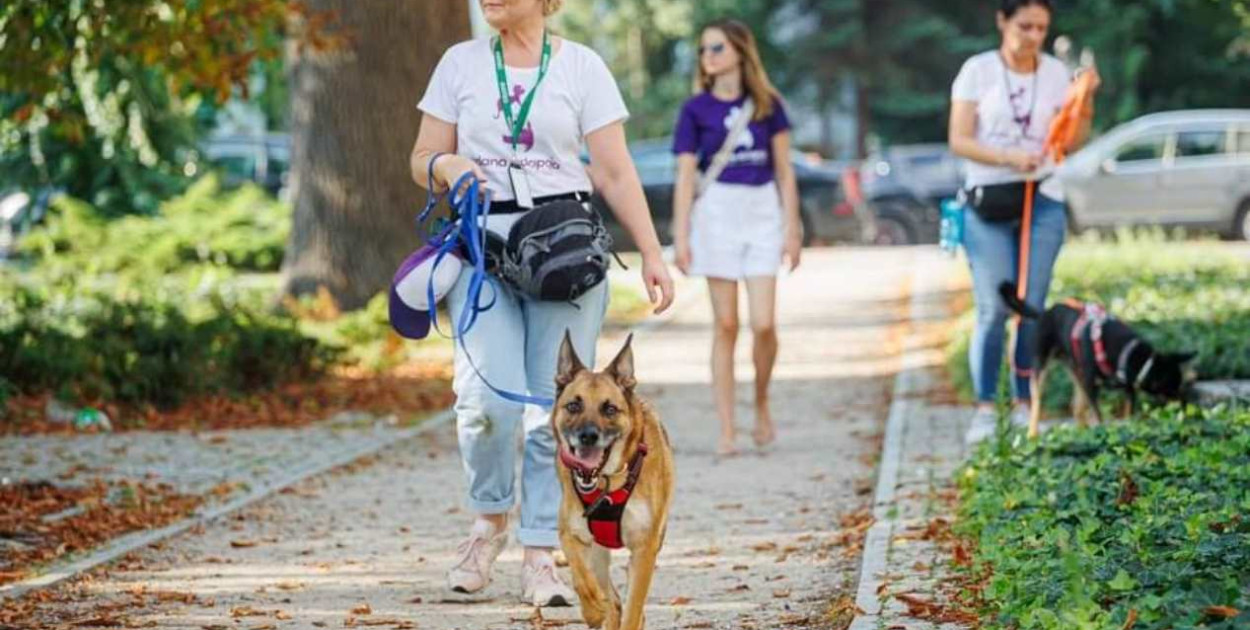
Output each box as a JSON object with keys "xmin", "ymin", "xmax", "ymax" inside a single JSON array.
[{"xmin": 418, "ymin": 159, "xmax": 555, "ymax": 408}]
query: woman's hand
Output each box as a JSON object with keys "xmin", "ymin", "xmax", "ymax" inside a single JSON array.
[
  {"xmin": 641, "ymin": 251, "xmax": 676, "ymax": 314},
  {"xmin": 783, "ymin": 222, "xmax": 802, "ymax": 271},
  {"xmin": 674, "ymin": 234, "xmax": 692, "ymax": 276},
  {"xmin": 434, "ymin": 154, "xmax": 487, "ymax": 194},
  {"xmin": 1003, "ymin": 149, "xmax": 1042, "ymax": 173}
]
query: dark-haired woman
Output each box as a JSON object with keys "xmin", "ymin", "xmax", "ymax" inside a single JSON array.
[{"xmin": 949, "ymin": 0, "xmax": 1099, "ymax": 445}]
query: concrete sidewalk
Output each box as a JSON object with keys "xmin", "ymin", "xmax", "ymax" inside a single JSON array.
[{"xmin": 4, "ymin": 247, "xmax": 920, "ymax": 630}]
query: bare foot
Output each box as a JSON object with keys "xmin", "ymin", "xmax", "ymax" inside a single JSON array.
[
  {"xmin": 752, "ymin": 407, "xmax": 776, "ymax": 448},
  {"xmin": 717, "ymin": 433, "xmax": 738, "ymax": 457}
]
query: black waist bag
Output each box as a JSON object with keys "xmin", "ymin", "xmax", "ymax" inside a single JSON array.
[
  {"xmin": 501, "ymin": 199, "xmax": 614, "ymax": 302},
  {"xmin": 968, "ymin": 181, "xmax": 1030, "ymax": 222}
]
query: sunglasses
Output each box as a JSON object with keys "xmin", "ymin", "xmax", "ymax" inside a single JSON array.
[{"xmin": 698, "ymin": 42, "xmax": 727, "ymax": 56}]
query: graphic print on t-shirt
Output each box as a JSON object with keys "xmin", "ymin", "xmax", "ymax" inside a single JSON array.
[
  {"xmin": 495, "ymin": 83, "xmax": 536, "ymax": 152},
  {"xmin": 725, "ymin": 105, "xmax": 754, "ymax": 152}
]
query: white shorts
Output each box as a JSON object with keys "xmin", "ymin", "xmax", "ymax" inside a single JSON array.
[{"xmin": 689, "ymin": 181, "xmax": 784, "ymax": 280}]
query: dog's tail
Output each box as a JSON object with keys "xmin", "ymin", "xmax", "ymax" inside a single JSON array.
[{"xmin": 998, "ymin": 282, "xmax": 1042, "ymax": 319}]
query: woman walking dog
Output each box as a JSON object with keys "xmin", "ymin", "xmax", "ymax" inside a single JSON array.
[
  {"xmin": 671, "ymin": 19, "xmax": 802, "ymax": 457},
  {"xmin": 409, "ymin": 0, "xmax": 673, "ymax": 606},
  {"xmin": 949, "ymin": 0, "xmax": 1099, "ymax": 445}
]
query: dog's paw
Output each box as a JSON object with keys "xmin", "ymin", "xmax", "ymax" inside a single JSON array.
[{"xmin": 580, "ymin": 599, "xmax": 607, "ymax": 629}]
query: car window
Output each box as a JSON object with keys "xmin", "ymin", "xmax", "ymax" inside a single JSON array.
[
  {"xmin": 1175, "ymin": 130, "xmax": 1227, "ymax": 158},
  {"xmin": 1235, "ymin": 130, "xmax": 1250, "ymax": 155},
  {"xmin": 212, "ymin": 155, "xmax": 257, "ymax": 183},
  {"xmin": 1114, "ymin": 135, "xmax": 1167, "ymax": 164}
]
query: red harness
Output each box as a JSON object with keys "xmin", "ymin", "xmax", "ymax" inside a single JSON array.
[
  {"xmin": 561, "ymin": 442, "xmax": 648, "ymax": 549},
  {"xmin": 1066, "ymin": 299, "xmax": 1115, "ymax": 378}
]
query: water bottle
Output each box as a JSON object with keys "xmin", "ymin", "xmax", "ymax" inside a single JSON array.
[
  {"xmin": 45, "ymin": 399, "xmax": 113, "ymax": 431},
  {"xmin": 939, "ymin": 198, "xmax": 965, "ymax": 255},
  {"xmin": 74, "ymin": 408, "xmax": 113, "ymax": 432}
]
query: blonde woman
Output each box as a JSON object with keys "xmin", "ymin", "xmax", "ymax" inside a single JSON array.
[
  {"xmin": 410, "ymin": 0, "xmax": 674, "ymax": 606},
  {"xmin": 671, "ymin": 19, "xmax": 801, "ymax": 456}
]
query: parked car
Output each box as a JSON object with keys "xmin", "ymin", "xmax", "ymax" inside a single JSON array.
[
  {"xmin": 0, "ymin": 187, "xmax": 57, "ymax": 261},
  {"xmin": 858, "ymin": 143, "xmax": 961, "ymax": 245},
  {"xmin": 1056, "ymin": 109, "xmax": 1250, "ymax": 240},
  {"xmin": 201, "ymin": 133, "xmax": 292, "ymax": 199},
  {"xmin": 591, "ymin": 138, "xmax": 862, "ymax": 250}
]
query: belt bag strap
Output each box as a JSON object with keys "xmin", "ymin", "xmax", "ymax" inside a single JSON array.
[{"xmin": 698, "ymin": 98, "xmax": 755, "ymax": 196}]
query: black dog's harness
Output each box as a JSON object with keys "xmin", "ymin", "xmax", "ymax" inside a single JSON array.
[
  {"xmin": 560, "ymin": 442, "xmax": 648, "ymax": 549},
  {"xmin": 1065, "ymin": 299, "xmax": 1155, "ymax": 387}
]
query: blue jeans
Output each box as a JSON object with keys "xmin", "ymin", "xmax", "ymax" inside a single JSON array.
[
  {"xmin": 446, "ymin": 269, "xmax": 609, "ymax": 548},
  {"xmin": 964, "ymin": 193, "xmax": 1067, "ymax": 403}
]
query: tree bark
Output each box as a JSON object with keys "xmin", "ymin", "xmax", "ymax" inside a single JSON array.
[{"xmin": 281, "ymin": 1, "xmax": 471, "ymax": 310}]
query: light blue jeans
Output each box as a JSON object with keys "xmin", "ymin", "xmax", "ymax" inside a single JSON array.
[
  {"xmin": 445, "ymin": 268, "xmax": 609, "ymax": 548},
  {"xmin": 964, "ymin": 193, "xmax": 1067, "ymax": 402}
]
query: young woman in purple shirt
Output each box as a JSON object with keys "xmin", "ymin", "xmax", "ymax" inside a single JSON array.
[{"xmin": 671, "ymin": 19, "xmax": 802, "ymax": 456}]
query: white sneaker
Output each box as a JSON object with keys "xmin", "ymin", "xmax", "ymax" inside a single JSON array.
[
  {"xmin": 964, "ymin": 407, "xmax": 998, "ymax": 447},
  {"xmin": 447, "ymin": 519, "xmax": 508, "ymax": 594},
  {"xmin": 521, "ymin": 555, "xmax": 575, "ymax": 607}
]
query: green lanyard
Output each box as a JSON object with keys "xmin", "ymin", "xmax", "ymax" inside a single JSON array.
[{"xmin": 493, "ymin": 30, "xmax": 551, "ymax": 154}]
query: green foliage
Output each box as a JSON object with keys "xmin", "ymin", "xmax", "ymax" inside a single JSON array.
[
  {"xmin": 0, "ymin": 283, "xmax": 338, "ymax": 408},
  {"xmin": 957, "ymin": 404, "xmax": 1250, "ymax": 629},
  {"xmin": 948, "ymin": 236, "xmax": 1250, "ymax": 411},
  {"xmin": 17, "ymin": 175, "xmax": 290, "ymax": 275},
  {"xmin": 0, "ymin": 179, "xmax": 335, "ymax": 410},
  {"xmin": 559, "ymin": 0, "xmax": 1250, "ymax": 152},
  {"xmin": 0, "ymin": 0, "xmax": 321, "ymax": 215}
]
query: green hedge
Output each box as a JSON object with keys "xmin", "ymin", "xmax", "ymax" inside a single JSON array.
[
  {"xmin": 16, "ymin": 175, "xmax": 290, "ymax": 275},
  {"xmin": 948, "ymin": 237, "xmax": 1250, "ymax": 410},
  {"xmin": 0, "ymin": 285, "xmax": 340, "ymax": 408},
  {"xmin": 957, "ymin": 404, "xmax": 1250, "ymax": 629}
]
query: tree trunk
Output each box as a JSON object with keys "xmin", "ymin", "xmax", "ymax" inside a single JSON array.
[{"xmin": 280, "ymin": 1, "xmax": 471, "ymax": 310}]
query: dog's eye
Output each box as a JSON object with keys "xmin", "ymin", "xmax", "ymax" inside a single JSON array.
[
  {"xmin": 602, "ymin": 402, "xmax": 619, "ymax": 417},
  {"xmin": 564, "ymin": 399, "xmax": 583, "ymax": 415}
]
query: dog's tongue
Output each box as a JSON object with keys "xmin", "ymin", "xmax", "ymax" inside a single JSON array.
[{"xmin": 565, "ymin": 445, "xmax": 604, "ymax": 471}]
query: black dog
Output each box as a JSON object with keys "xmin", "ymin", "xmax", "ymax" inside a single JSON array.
[{"xmin": 998, "ymin": 282, "xmax": 1195, "ymax": 437}]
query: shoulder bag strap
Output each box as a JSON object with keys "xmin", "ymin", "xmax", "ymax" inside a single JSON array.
[{"xmin": 697, "ymin": 98, "xmax": 755, "ymax": 196}]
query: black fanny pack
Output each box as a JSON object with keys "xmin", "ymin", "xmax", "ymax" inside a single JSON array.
[
  {"xmin": 496, "ymin": 199, "xmax": 615, "ymax": 302},
  {"xmin": 966, "ymin": 181, "xmax": 1033, "ymax": 222}
]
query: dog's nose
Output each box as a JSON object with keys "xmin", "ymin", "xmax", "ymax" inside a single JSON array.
[{"xmin": 576, "ymin": 425, "xmax": 600, "ymax": 446}]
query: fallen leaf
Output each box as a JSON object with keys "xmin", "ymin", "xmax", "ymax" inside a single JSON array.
[
  {"xmin": 1204, "ymin": 606, "xmax": 1240, "ymax": 619},
  {"xmin": 773, "ymin": 589, "xmax": 791, "ymax": 598},
  {"xmin": 1122, "ymin": 609, "xmax": 1138, "ymax": 630},
  {"xmin": 750, "ymin": 541, "xmax": 777, "ymax": 552},
  {"xmin": 230, "ymin": 539, "xmax": 258, "ymax": 549},
  {"xmin": 669, "ymin": 596, "xmax": 692, "ymax": 606},
  {"xmin": 352, "ymin": 604, "xmax": 373, "ymax": 615},
  {"xmin": 230, "ymin": 606, "xmax": 266, "ymax": 618},
  {"xmin": 275, "ymin": 611, "xmax": 293, "ymax": 620}
]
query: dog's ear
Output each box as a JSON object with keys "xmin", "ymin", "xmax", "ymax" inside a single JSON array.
[
  {"xmin": 555, "ymin": 330, "xmax": 586, "ymax": 389},
  {"xmin": 606, "ymin": 334, "xmax": 636, "ymax": 391}
]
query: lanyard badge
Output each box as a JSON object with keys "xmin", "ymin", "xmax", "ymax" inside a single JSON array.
[{"xmin": 493, "ymin": 31, "xmax": 551, "ymax": 209}]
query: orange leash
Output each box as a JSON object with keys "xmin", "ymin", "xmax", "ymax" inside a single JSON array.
[{"xmin": 1012, "ymin": 68, "xmax": 1095, "ymax": 377}]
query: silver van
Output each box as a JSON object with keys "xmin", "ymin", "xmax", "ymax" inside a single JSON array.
[{"xmin": 1056, "ymin": 109, "xmax": 1250, "ymax": 240}]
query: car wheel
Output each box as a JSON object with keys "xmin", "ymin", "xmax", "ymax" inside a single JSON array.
[
  {"xmin": 872, "ymin": 215, "xmax": 915, "ymax": 246},
  {"xmin": 1236, "ymin": 200, "xmax": 1250, "ymax": 241}
]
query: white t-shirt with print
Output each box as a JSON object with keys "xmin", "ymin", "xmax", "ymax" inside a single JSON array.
[
  {"xmin": 951, "ymin": 51, "xmax": 1072, "ymax": 197},
  {"xmin": 418, "ymin": 37, "xmax": 628, "ymax": 204}
]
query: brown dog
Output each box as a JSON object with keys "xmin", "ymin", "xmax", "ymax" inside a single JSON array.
[{"xmin": 553, "ymin": 333, "xmax": 674, "ymax": 630}]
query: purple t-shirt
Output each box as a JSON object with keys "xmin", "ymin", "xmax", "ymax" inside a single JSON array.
[{"xmin": 671, "ymin": 93, "xmax": 791, "ymax": 186}]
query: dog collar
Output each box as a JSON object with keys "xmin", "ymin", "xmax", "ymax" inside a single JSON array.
[{"xmin": 566, "ymin": 441, "xmax": 648, "ymax": 549}]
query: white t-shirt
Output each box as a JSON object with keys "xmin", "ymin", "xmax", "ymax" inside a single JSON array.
[
  {"xmin": 951, "ymin": 51, "xmax": 1072, "ymax": 197},
  {"xmin": 418, "ymin": 37, "xmax": 629, "ymax": 204}
]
